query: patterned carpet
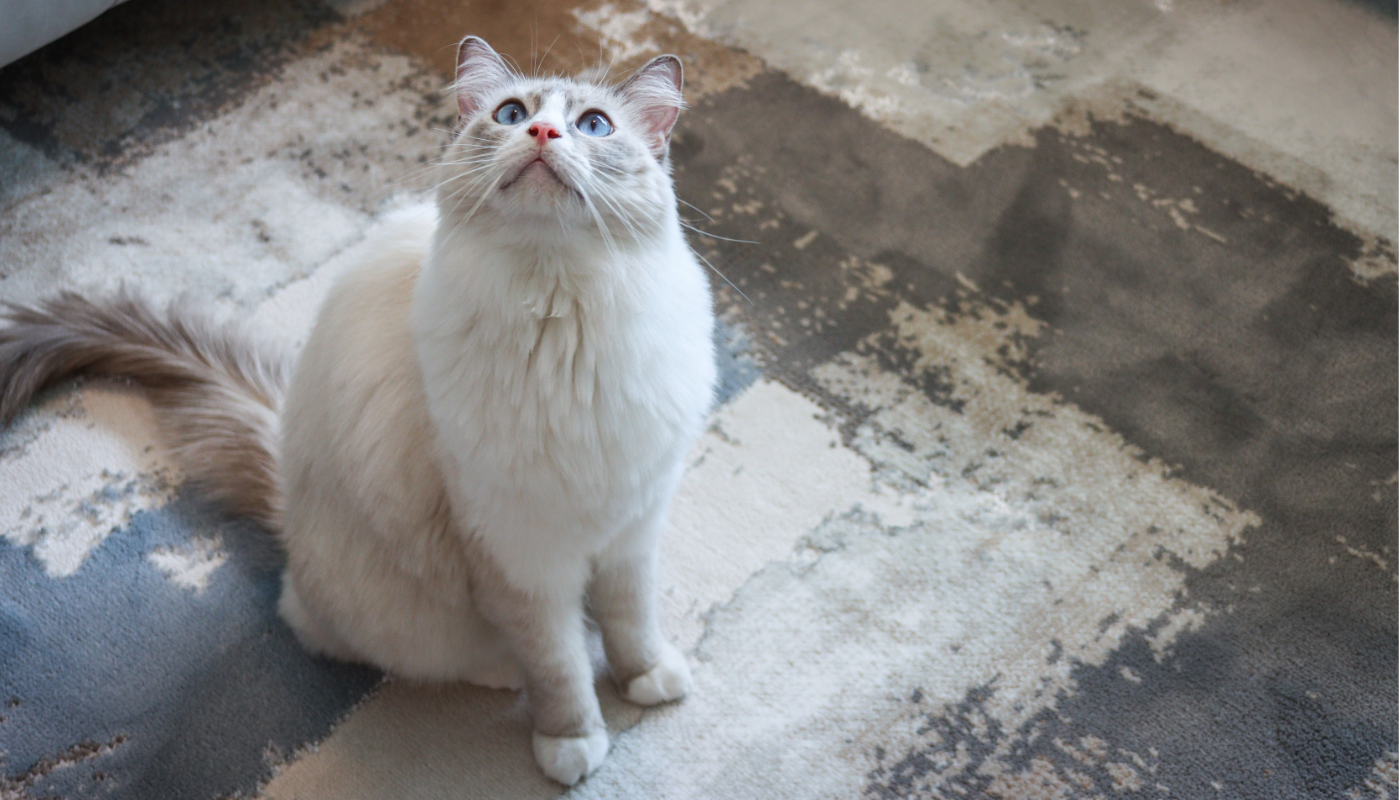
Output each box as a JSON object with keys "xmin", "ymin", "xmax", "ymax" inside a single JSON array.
[{"xmin": 0, "ymin": 1, "xmax": 1394, "ymax": 798}]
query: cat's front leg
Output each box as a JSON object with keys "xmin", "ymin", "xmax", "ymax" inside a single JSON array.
[
  {"xmin": 590, "ymin": 519, "xmax": 693, "ymax": 706},
  {"xmin": 465, "ymin": 543, "xmax": 608, "ymax": 785}
]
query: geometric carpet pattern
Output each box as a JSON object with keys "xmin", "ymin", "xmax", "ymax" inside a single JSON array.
[{"xmin": 0, "ymin": 1, "xmax": 1394, "ymax": 798}]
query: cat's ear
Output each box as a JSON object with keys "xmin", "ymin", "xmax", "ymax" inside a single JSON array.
[
  {"xmin": 620, "ymin": 55, "xmax": 685, "ymax": 158},
  {"xmin": 454, "ymin": 36, "xmax": 513, "ymax": 120}
]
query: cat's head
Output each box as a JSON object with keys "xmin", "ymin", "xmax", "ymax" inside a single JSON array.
[{"xmin": 438, "ymin": 36, "xmax": 685, "ymax": 243}]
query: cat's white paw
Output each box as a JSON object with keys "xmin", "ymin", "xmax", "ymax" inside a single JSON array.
[
  {"xmin": 532, "ymin": 729, "xmax": 609, "ymax": 786},
  {"xmin": 623, "ymin": 644, "xmax": 692, "ymax": 706}
]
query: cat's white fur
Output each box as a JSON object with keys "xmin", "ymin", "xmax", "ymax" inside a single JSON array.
[
  {"xmin": 276, "ymin": 202, "xmax": 526, "ymax": 687},
  {"xmin": 0, "ymin": 36, "xmax": 710, "ymax": 786},
  {"xmin": 279, "ymin": 40, "xmax": 715, "ymax": 784}
]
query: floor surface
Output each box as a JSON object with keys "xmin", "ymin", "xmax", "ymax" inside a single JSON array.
[{"xmin": 0, "ymin": 1, "xmax": 1394, "ymax": 798}]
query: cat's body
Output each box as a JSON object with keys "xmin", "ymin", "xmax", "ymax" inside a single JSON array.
[
  {"xmin": 276, "ymin": 202, "xmax": 523, "ymax": 687},
  {"xmin": 281, "ymin": 188, "xmax": 714, "ymax": 688},
  {"xmin": 0, "ymin": 38, "xmax": 713, "ymax": 785}
]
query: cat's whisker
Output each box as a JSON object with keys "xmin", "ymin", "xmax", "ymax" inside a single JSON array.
[
  {"xmin": 549, "ymin": 202, "xmax": 566, "ymax": 238},
  {"xmin": 499, "ymin": 52, "xmax": 525, "ymax": 78},
  {"xmin": 586, "ymin": 201, "xmax": 620, "ymax": 260},
  {"xmin": 392, "ymin": 171, "xmax": 468, "ymax": 197},
  {"xmin": 407, "ymin": 159, "xmax": 496, "ymax": 182},
  {"xmin": 588, "ymin": 167, "xmax": 745, "ymax": 252},
  {"xmin": 420, "ymin": 170, "xmax": 489, "ymax": 200},
  {"xmin": 445, "ymin": 169, "xmax": 497, "ymax": 210},
  {"xmin": 594, "ymin": 172, "xmax": 659, "ymax": 233},
  {"xmin": 679, "ymin": 222, "xmax": 760, "ymax": 245},
  {"xmin": 436, "ymin": 129, "xmax": 497, "ymax": 144},
  {"xmin": 677, "ymin": 198, "xmax": 715, "ymax": 224},
  {"xmin": 433, "ymin": 161, "xmax": 497, "ymax": 220},
  {"xmin": 575, "ymin": 184, "xmax": 620, "ymax": 260},
  {"xmin": 424, "ymin": 154, "xmax": 497, "ymax": 171},
  {"xmin": 387, "ymin": 166, "xmax": 457, "ymax": 193},
  {"xmin": 414, "ymin": 159, "xmax": 507, "ymax": 196},
  {"xmin": 453, "ymin": 171, "xmax": 507, "ymax": 231},
  {"xmin": 529, "ymin": 24, "xmax": 538, "ymax": 76},
  {"xmin": 389, "ymin": 146, "xmax": 502, "ymax": 188},
  {"xmin": 581, "ymin": 174, "xmax": 645, "ymax": 244},
  {"xmin": 598, "ymin": 193, "xmax": 646, "ymax": 244},
  {"xmin": 434, "ymin": 157, "xmax": 501, "ymax": 170},
  {"xmin": 439, "ymin": 145, "xmax": 502, "ymax": 157},
  {"xmin": 438, "ymin": 145, "xmax": 498, "ymax": 156},
  {"xmin": 692, "ymin": 248, "xmax": 754, "ymax": 305},
  {"xmin": 593, "ymin": 200, "xmax": 638, "ymax": 246},
  {"xmin": 537, "ymin": 34, "xmax": 562, "ymax": 77},
  {"xmin": 600, "ymin": 46, "xmax": 617, "ymax": 85}
]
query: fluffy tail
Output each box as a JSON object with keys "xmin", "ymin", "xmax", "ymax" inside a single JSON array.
[{"xmin": 0, "ymin": 289, "xmax": 287, "ymax": 531}]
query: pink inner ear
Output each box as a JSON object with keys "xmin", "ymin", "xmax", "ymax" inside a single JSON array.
[
  {"xmin": 639, "ymin": 105, "xmax": 680, "ymax": 150},
  {"xmin": 622, "ymin": 56, "xmax": 684, "ymax": 156},
  {"xmin": 455, "ymin": 37, "xmax": 511, "ymax": 120}
]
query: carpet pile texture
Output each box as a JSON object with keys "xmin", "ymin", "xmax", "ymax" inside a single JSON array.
[{"xmin": 0, "ymin": 0, "xmax": 1394, "ymax": 797}]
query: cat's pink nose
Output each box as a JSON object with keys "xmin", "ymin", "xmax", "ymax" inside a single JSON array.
[{"xmin": 528, "ymin": 123, "xmax": 561, "ymax": 145}]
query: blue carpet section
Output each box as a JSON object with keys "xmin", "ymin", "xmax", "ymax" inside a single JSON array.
[
  {"xmin": 0, "ymin": 497, "xmax": 381, "ymax": 799},
  {"xmin": 713, "ymin": 319, "xmax": 760, "ymax": 407}
]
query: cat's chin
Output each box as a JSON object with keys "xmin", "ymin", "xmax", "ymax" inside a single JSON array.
[
  {"xmin": 501, "ymin": 157, "xmax": 574, "ymax": 197},
  {"xmin": 489, "ymin": 194, "xmax": 594, "ymax": 232},
  {"xmin": 520, "ymin": 159, "xmax": 560, "ymax": 182},
  {"xmin": 490, "ymin": 175, "xmax": 589, "ymax": 226},
  {"xmin": 488, "ymin": 201, "xmax": 591, "ymax": 231}
]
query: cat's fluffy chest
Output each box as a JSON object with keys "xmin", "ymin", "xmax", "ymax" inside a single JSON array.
[{"xmin": 412, "ymin": 229, "xmax": 715, "ymax": 538}]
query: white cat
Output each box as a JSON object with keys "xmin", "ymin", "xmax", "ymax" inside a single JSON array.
[{"xmin": 0, "ymin": 37, "xmax": 715, "ymax": 786}]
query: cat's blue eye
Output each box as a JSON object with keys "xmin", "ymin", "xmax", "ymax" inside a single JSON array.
[
  {"xmin": 577, "ymin": 111, "xmax": 613, "ymax": 137},
  {"xmin": 494, "ymin": 101, "xmax": 527, "ymax": 125}
]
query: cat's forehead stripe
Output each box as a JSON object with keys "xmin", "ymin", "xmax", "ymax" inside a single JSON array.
[{"xmin": 505, "ymin": 79, "xmax": 615, "ymax": 115}]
